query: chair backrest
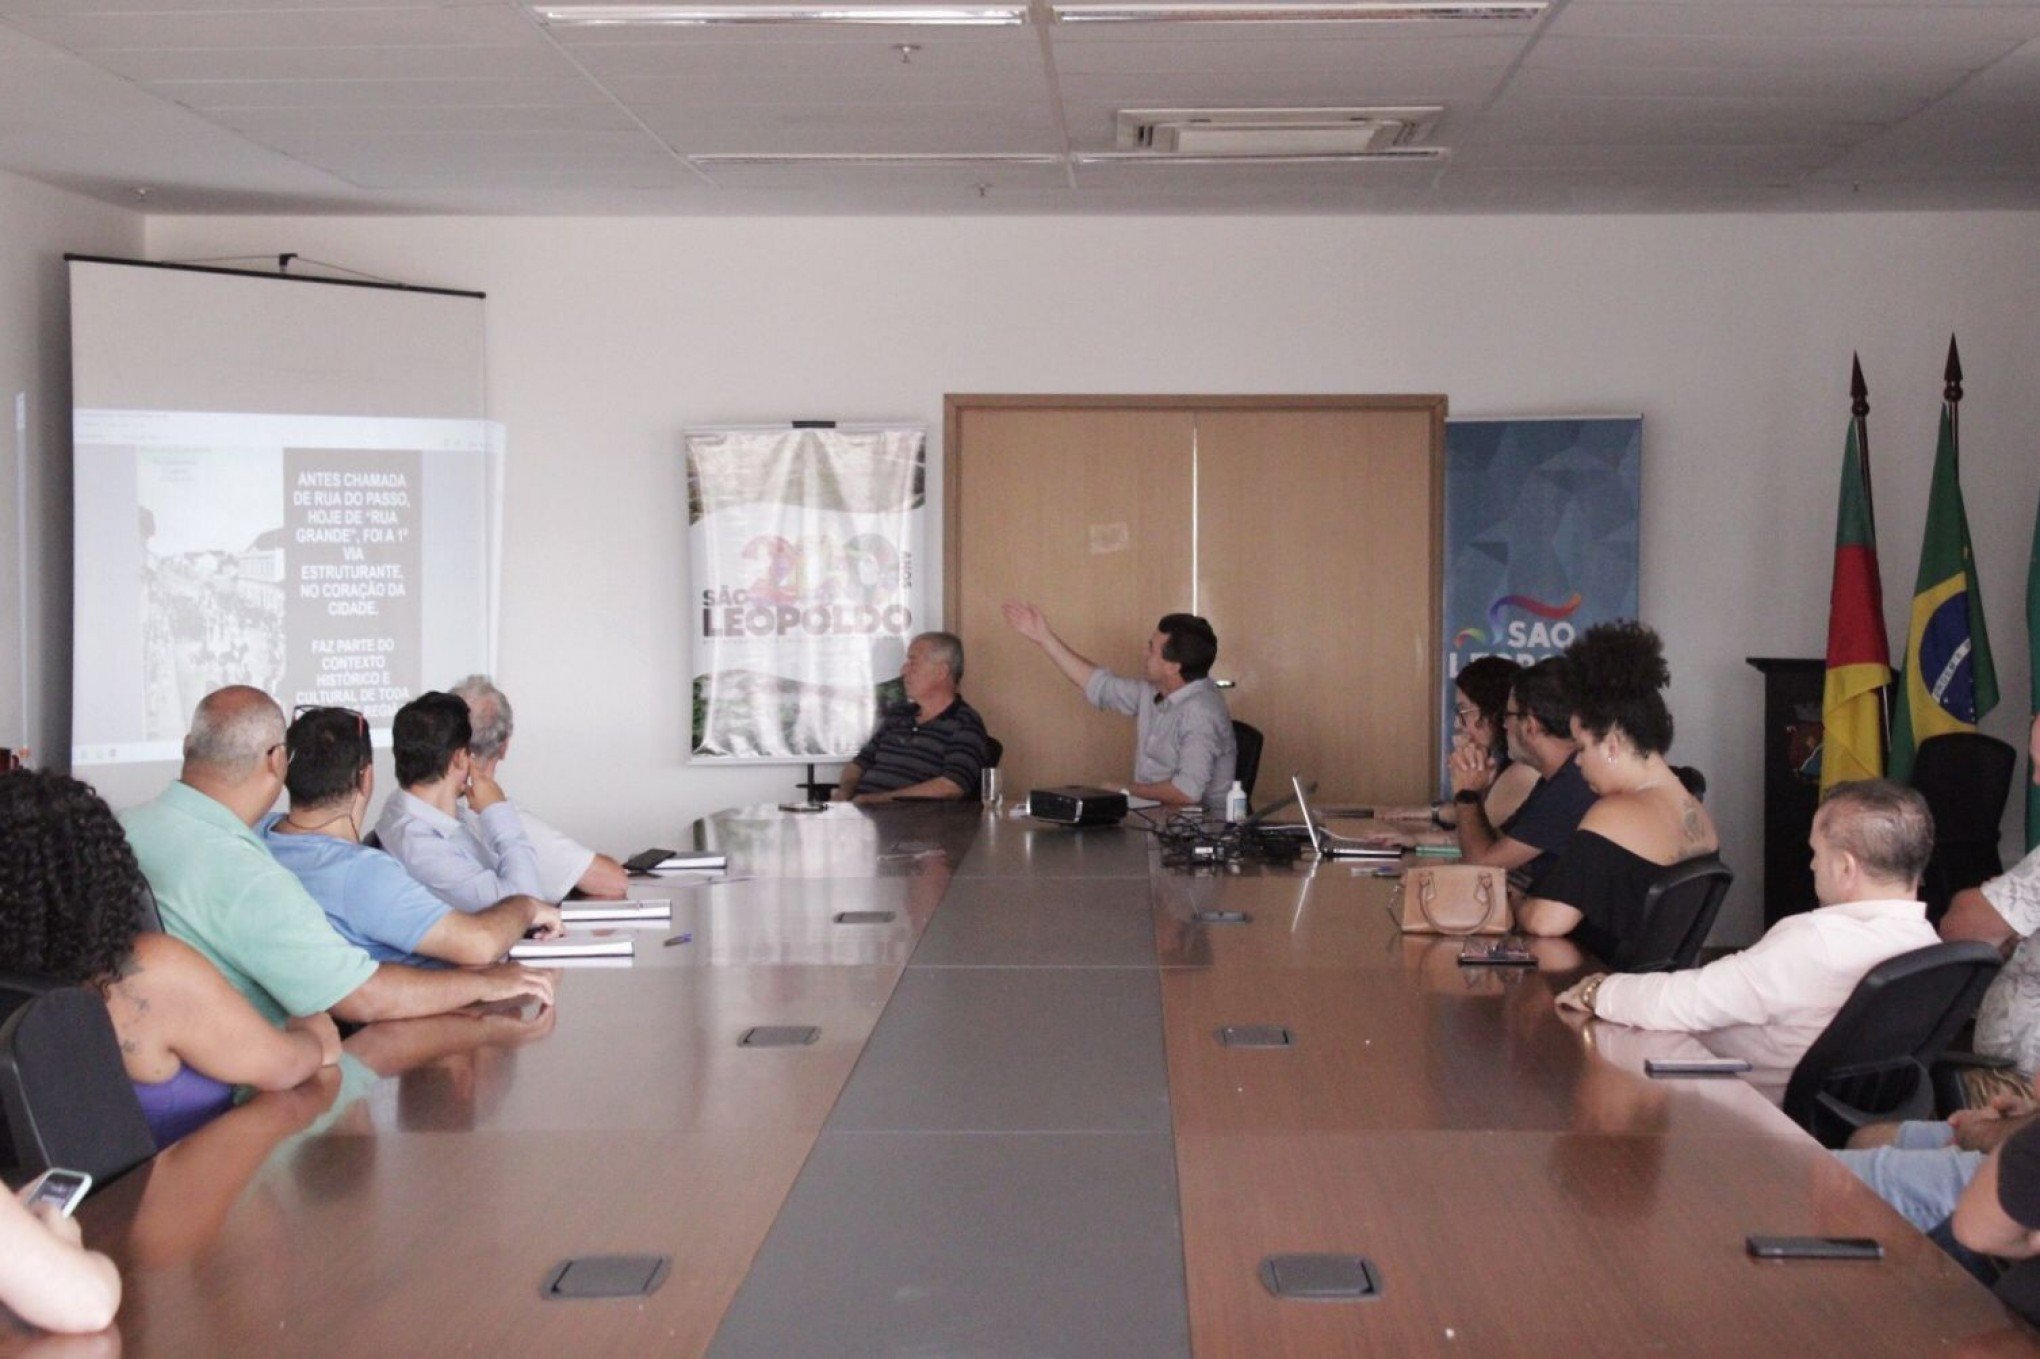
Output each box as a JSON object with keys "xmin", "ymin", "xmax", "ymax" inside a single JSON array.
[
  {"xmin": 1611, "ymin": 856, "xmax": 1733, "ymax": 973},
  {"xmin": 1783, "ymin": 940, "xmax": 2002, "ymax": 1148},
  {"xmin": 1911, "ymin": 732, "xmax": 2019, "ymax": 921},
  {"xmin": 362, "ymin": 828, "xmax": 384, "ymax": 851},
  {"xmin": 985, "ymin": 737, "xmax": 1005, "ymax": 771},
  {"xmin": 136, "ymin": 881, "xmax": 164, "ymax": 934},
  {"xmin": 1232, "ymin": 721, "xmax": 1265, "ymax": 801},
  {"xmin": 0, "ymin": 986, "xmax": 157, "ymax": 1182},
  {"xmin": 1911, "ymin": 732, "xmax": 2018, "ymax": 846},
  {"xmin": 1671, "ymin": 765, "xmax": 1707, "ymax": 802},
  {"xmin": 0, "ymin": 970, "xmax": 59, "ymax": 1030}
]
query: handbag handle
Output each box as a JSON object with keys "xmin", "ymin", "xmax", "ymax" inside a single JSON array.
[{"xmin": 1416, "ymin": 869, "xmax": 1502, "ymax": 936}]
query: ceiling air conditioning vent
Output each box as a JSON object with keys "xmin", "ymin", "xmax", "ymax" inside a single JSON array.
[{"xmin": 1114, "ymin": 106, "xmax": 1442, "ymax": 156}]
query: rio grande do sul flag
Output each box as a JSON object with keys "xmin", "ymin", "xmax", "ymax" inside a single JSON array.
[{"xmin": 1820, "ymin": 404, "xmax": 1891, "ymax": 795}]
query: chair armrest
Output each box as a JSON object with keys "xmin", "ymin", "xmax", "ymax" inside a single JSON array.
[
  {"xmin": 1933, "ymin": 1049, "xmax": 2024, "ymax": 1118},
  {"xmin": 1939, "ymin": 1050, "xmax": 2018, "ymax": 1071}
]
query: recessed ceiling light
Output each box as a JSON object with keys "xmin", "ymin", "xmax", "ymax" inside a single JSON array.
[
  {"xmin": 1053, "ymin": 1, "xmax": 1544, "ymax": 22},
  {"xmin": 533, "ymin": 3, "xmax": 1026, "ymax": 25}
]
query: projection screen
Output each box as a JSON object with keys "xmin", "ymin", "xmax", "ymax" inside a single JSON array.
[{"xmin": 68, "ymin": 257, "xmax": 499, "ymax": 806}]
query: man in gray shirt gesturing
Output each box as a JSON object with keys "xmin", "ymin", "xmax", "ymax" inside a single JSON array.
[{"xmin": 1002, "ymin": 602, "xmax": 1237, "ymax": 815}]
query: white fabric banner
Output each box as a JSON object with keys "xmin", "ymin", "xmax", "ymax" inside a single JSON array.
[{"xmin": 687, "ymin": 425, "xmax": 927, "ymax": 760}]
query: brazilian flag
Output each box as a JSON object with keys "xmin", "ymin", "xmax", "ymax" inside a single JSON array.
[{"xmin": 1889, "ymin": 405, "xmax": 1997, "ymax": 782}]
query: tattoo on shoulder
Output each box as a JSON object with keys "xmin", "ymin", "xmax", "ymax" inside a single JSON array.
[{"xmin": 1681, "ymin": 802, "xmax": 1704, "ymax": 847}]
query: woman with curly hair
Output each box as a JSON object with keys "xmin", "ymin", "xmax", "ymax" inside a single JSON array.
[
  {"xmin": 0, "ymin": 769, "xmax": 338, "ymax": 1147},
  {"xmin": 1515, "ymin": 622, "xmax": 1720, "ymax": 961}
]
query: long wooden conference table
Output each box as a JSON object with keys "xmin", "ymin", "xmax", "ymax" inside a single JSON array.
[{"xmin": 8, "ymin": 801, "xmax": 2036, "ymax": 1356}]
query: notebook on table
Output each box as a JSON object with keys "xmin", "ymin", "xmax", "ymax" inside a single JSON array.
[
  {"xmin": 560, "ymin": 898, "xmax": 672, "ymax": 924},
  {"xmin": 510, "ymin": 936, "xmax": 635, "ymax": 961}
]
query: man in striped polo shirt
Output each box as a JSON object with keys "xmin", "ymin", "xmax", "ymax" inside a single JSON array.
[{"xmin": 835, "ymin": 631, "xmax": 990, "ymax": 804}]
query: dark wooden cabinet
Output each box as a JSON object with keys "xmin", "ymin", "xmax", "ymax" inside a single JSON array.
[{"xmin": 1747, "ymin": 657, "xmax": 1825, "ymax": 926}]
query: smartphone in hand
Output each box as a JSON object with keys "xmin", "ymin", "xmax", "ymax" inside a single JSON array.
[{"xmin": 18, "ymin": 1168, "xmax": 92, "ymax": 1217}]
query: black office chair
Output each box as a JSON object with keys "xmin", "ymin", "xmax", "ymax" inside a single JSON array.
[
  {"xmin": 1994, "ymin": 1259, "xmax": 2040, "ymax": 1326},
  {"xmin": 1782, "ymin": 941, "xmax": 2002, "ymax": 1149},
  {"xmin": 0, "ymin": 984, "xmax": 158, "ymax": 1182},
  {"xmin": 1610, "ymin": 856, "xmax": 1733, "ymax": 973},
  {"xmin": 136, "ymin": 881, "xmax": 164, "ymax": 933},
  {"xmin": 1232, "ymin": 722, "xmax": 1264, "ymax": 804},
  {"xmin": 985, "ymin": 737, "xmax": 1004, "ymax": 770},
  {"xmin": 362, "ymin": 828, "xmax": 384, "ymax": 851},
  {"xmin": 1671, "ymin": 765, "xmax": 1708, "ymax": 802},
  {"xmin": 0, "ymin": 971, "xmax": 59, "ymax": 1045},
  {"xmin": 1910, "ymin": 732, "xmax": 2018, "ymax": 924}
]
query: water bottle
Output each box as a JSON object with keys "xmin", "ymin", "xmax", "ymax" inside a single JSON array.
[{"xmin": 1224, "ymin": 780, "xmax": 1248, "ymax": 823}]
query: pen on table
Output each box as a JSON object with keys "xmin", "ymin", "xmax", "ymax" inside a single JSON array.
[{"xmin": 664, "ymin": 932, "xmax": 694, "ymax": 947}]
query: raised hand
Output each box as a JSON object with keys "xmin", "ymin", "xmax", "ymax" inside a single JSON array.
[{"xmin": 1001, "ymin": 600, "xmax": 1049, "ymax": 644}]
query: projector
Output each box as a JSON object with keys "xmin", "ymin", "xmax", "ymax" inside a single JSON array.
[{"xmin": 1028, "ymin": 786, "xmax": 1129, "ymax": 827}]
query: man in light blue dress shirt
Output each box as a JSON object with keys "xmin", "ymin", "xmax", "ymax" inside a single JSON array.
[
  {"xmin": 374, "ymin": 691, "xmax": 548, "ymax": 912},
  {"xmin": 1003, "ymin": 602, "xmax": 1237, "ymax": 814}
]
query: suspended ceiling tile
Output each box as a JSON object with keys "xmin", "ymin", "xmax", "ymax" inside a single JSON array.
[
  {"xmin": 1550, "ymin": 2, "xmax": 2040, "ymax": 42},
  {"xmin": 0, "ymin": 0, "xmax": 458, "ymax": 11},
  {"xmin": 566, "ymin": 31, "xmax": 1033, "ymax": 76},
  {"xmin": 689, "ymin": 155, "xmax": 1066, "ymax": 193},
  {"xmin": 1445, "ymin": 142, "xmax": 1838, "ymax": 170},
  {"xmin": 2, "ymin": 5, "xmax": 542, "ymax": 52},
  {"xmin": 152, "ymin": 77, "xmax": 614, "ymax": 110},
  {"xmin": 95, "ymin": 44, "xmax": 577, "ymax": 82},
  {"xmin": 1047, "ymin": 21, "xmax": 1536, "ymax": 47},
  {"xmin": 552, "ymin": 22, "xmax": 1031, "ymax": 50},
  {"xmin": 640, "ymin": 104, "xmax": 1063, "ymax": 152},
  {"xmin": 203, "ymin": 103, "xmax": 643, "ymax": 136},
  {"xmin": 250, "ymin": 128, "xmax": 666, "ymax": 159},
  {"xmin": 1049, "ymin": 33, "xmax": 1529, "ymax": 72},
  {"xmin": 1528, "ymin": 32, "xmax": 2027, "ymax": 71},
  {"xmin": 1462, "ymin": 97, "xmax": 1876, "ymax": 146},
  {"xmin": 1501, "ymin": 62, "xmax": 1965, "ymax": 110},
  {"xmin": 1054, "ymin": 66, "xmax": 1507, "ymax": 109},
  {"xmin": 600, "ymin": 66, "xmax": 1051, "ymax": 105}
]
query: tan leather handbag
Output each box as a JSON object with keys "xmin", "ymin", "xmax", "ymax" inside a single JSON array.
[{"xmin": 1392, "ymin": 863, "xmax": 1510, "ymax": 936}]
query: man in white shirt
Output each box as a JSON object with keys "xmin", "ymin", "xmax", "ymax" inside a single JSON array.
[
  {"xmin": 1836, "ymin": 716, "xmax": 2040, "ymax": 1232},
  {"xmin": 375, "ymin": 692, "xmax": 546, "ymax": 913},
  {"xmin": 1556, "ymin": 778, "xmax": 1938, "ymax": 1068},
  {"xmin": 450, "ymin": 675, "xmax": 628, "ymax": 900},
  {"xmin": 1938, "ymin": 715, "xmax": 2040, "ymax": 1079}
]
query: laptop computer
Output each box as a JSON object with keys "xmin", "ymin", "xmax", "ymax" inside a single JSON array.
[{"xmin": 1291, "ymin": 774, "xmax": 1401, "ymax": 860}]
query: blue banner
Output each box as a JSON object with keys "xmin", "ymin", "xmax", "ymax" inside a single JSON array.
[{"xmin": 1442, "ymin": 418, "xmax": 1641, "ymax": 782}]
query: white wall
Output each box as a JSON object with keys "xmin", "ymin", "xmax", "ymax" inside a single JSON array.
[
  {"xmin": 0, "ymin": 168, "xmax": 141, "ymax": 761},
  {"xmin": 133, "ymin": 211, "xmax": 2040, "ymax": 942}
]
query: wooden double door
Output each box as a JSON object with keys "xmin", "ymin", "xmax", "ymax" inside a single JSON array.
[{"xmin": 944, "ymin": 396, "xmax": 1444, "ymax": 808}]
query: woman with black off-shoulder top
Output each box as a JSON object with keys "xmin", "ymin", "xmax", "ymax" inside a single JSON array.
[{"xmin": 1514, "ymin": 621, "xmax": 1720, "ymax": 962}]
